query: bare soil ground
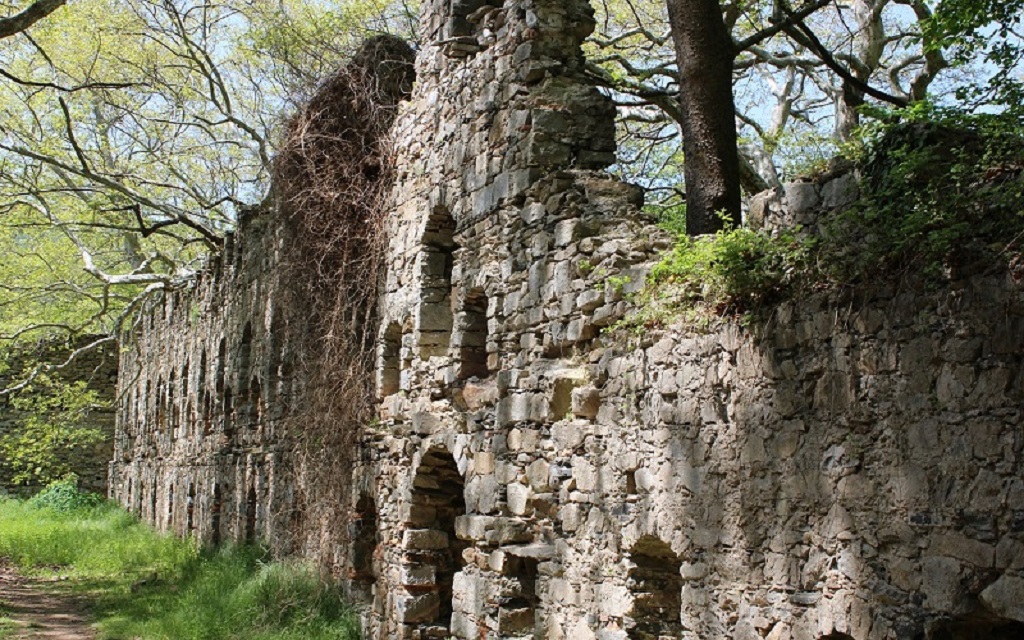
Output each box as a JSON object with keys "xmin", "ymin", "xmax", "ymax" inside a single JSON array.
[{"xmin": 0, "ymin": 561, "xmax": 95, "ymax": 639}]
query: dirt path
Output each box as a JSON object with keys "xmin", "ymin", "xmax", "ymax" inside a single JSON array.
[{"xmin": 0, "ymin": 561, "xmax": 95, "ymax": 639}]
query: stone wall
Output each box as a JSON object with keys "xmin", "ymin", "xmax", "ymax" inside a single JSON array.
[
  {"xmin": 0, "ymin": 336, "xmax": 117, "ymax": 495},
  {"xmin": 108, "ymin": 209, "xmax": 303, "ymax": 550},
  {"xmin": 110, "ymin": 0, "xmax": 1024, "ymax": 638}
]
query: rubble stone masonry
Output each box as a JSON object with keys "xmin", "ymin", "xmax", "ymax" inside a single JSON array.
[{"xmin": 111, "ymin": 0, "xmax": 1024, "ymax": 638}]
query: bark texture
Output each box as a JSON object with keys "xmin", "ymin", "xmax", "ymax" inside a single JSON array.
[
  {"xmin": 0, "ymin": 0, "xmax": 65, "ymax": 39},
  {"xmin": 666, "ymin": 0, "xmax": 742, "ymax": 235}
]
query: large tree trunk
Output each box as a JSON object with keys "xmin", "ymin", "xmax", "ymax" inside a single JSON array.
[{"xmin": 666, "ymin": 0, "xmax": 742, "ymax": 235}]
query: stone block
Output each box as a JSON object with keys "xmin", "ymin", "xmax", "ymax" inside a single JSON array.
[
  {"xmin": 403, "ymin": 529, "xmax": 449, "ymax": 550},
  {"xmin": 456, "ymin": 515, "xmax": 496, "ymax": 541},
  {"xmin": 400, "ymin": 564, "xmax": 436, "ymax": 588},
  {"xmin": 980, "ymin": 575, "xmax": 1024, "ymax": 622},
  {"xmin": 571, "ymin": 386, "xmax": 601, "ymax": 419},
  {"xmin": 507, "ymin": 482, "xmax": 531, "ymax": 515},
  {"xmin": 394, "ymin": 592, "xmax": 440, "ymax": 623},
  {"xmin": 527, "ymin": 459, "xmax": 551, "ymax": 491}
]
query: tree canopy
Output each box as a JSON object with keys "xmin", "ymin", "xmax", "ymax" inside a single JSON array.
[{"xmin": 0, "ymin": 0, "xmax": 416, "ymax": 376}]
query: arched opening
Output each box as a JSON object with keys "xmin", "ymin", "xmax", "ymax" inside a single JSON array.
[
  {"xmin": 350, "ymin": 495, "xmax": 378, "ymax": 601},
  {"xmin": 627, "ymin": 536, "xmax": 683, "ymax": 640},
  {"xmin": 418, "ymin": 206, "xmax": 458, "ymax": 357},
  {"xmin": 455, "ymin": 288, "xmax": 489, "ymax": 380},
  {"xmin": 403, "ymin": 447, "xmax": 468, "ymax": 633},
  {"xmin": 929, "ymin": 612, "xmax": 1024, "ymax": 639}
]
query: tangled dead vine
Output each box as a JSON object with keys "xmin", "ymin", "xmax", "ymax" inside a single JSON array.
[{"xmin": 272, "ymin": 34, "xmax": 414, "ymax": 572}]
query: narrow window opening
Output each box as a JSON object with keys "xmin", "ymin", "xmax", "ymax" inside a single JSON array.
[
  {"xmin": 245, "ymin": 485, "xmax": 257, "ymax": 544},
  {"xmin": 168, "ymin": 370, "xmax": 177, "ymax": 436},
  {"xmin": 211, "ymin": 484, "xmax": 222, "ymax": 547},
  {"xmin": 167, "ymin": 483, "xmax": 174, "ymax": 531},
  {"xmin": 239, "ymin": 321, "xmax": 253, "ymax": 393},
  {"xmin": 249, "ymin": 376, "xmax": 262, "ymax": 424},
  {"xmin": 224, "ymin": 386, "xmax": 234, "ymax": 437},
  {"xmin": 418, "ymin": 206, "xmax": 458, "ymax": 357},
  {"xmin": 455, "ymin": 289, "xmax": 489, "ymax": 380},
  {"xmin": 186, "ymin": 482, "xmax": 195, "ymax": 534},
  {"xmin": 351, "ymin": 495, "xmax": 378, "ymax": 602},
  {"xmin": 267, "ymin": 309, "xmax": 283, "ymax": 401},
  {"xmin": 155, "ymin": 376, "xmax": 166, "ymax": 433},
  {"xmin": 445, "ymin": 0, "xmax": 491, "ymax": 39},
  {"xmin": 627, "ymin": 536, "xmax": 683, "ymax": 640},
  {"xmin": 198, "ymin": 349, "xmax": 209, "ymax": 434},
  {"xmin": 404, "ymin": 447, "xmax": 468, "ymax": 633},
  {"xmin": 181, "ymin": 362, "xmax": 190, "ymax": 433},
  {"xmin": 215, "ymin": 338, "xmax": 226, "ymax": 395},
  {"xmin": 379, "ymin": 323, "xmax": 402, "ymax": 397},
  {"xmin": 498, "ymin": 555, "xmax": 541, "ymax": 637},
  {"xmin": 626, "ymin": 471, "xmax": 638, "ymax": 496}
]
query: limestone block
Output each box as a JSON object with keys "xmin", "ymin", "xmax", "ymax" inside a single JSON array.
[
  {"xmin": 576, "ymin": 289, "xmax": 603, "ymax": 312},
  {"xmin": 928, "ymin": 531, "xmax": 995, "ymax": 567},
  {"xmin": 394, "ymin": 591, "xmax": 440, "ymax": 623},
  {"xmin": 784, "ymin": 181, "xmax": 820, "ymax": 214},
  {"xmin": 402, "ymin": 529, "xmax": 449, "ymax": 550},
  {"xmin": 571, "ymin": 456, "xmax": 597, "ymax": 492},
  {"xmin": 527, "ymin": 459, "xmax": 551, "ymax": 491},
  {"xmin": 571, "ymin": 386, "xmax": 601, "ymax": 419},
  {"xmin": 452, "ymin": 571, "xmax": 487, "ymax": 619},
  {"xmin": 473, "ymin": 451, "xmax": 495, "ymax": 475},
  {"xmin": 455, "ymin": 515, "xmax": 496, "ymax": 541},
  {"xmin": 490, "ymin": 517, "xmax": 532, "ymax": 544},
  {"xmin": 499, "ymin": 605, "xmax": 535, "ymax": 634},
  {"xmin": 820, "ymin": 172, "xmax": 858, "ymax": 209},
  {"xmin": 979, "ymin": 575, "xmax": 1024, "ymax": 622},
  {"xmin": 400, "ymin": 564, "xmax": 436, "ymax": 588},
  {"xmin": 920, "ymin": 556, "xmax": 963, "ymax": 611},
  {"xmin": 508, "ymin": 482, "xmax": 531, "ymax": 515}
]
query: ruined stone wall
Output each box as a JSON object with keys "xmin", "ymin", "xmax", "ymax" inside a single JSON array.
[
  {"xmin": 359, "ymin": 1, "xmax": 1024, "ymax": 639},
  {"xmin": 0, "ymin": 337, "xmax": 117, "ymax": 495},
  {"xmin": 109, "ymin": 209, "xmax": 302, "ymax": 550},
  {"xmin": 109, "ymin": 0, "xmax": 1024, "ymax": 638}
]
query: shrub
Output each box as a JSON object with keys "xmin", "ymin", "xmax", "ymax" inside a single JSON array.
[{"xmin": 28, "ymin": 478, "xmax": 101, "ymax": 512}]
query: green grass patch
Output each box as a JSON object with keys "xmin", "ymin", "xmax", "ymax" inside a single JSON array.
[{"xmin": 0, "ymin": 486, "xmax": 361, "ymax": 640}]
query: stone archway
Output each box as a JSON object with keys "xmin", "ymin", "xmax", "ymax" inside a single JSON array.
[
  {"xmin": 627, "ymin": 535, "xmax": 683, "ymax": 640},
  {"xmin": 400, "ymin": 447, "xmax": 468, "ymax": 637}
]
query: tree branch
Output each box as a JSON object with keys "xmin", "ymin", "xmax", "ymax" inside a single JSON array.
[
  {"xmin": 0, "ymin": 0, "xmax": 65, "ymax": 40},
  {"xmin": 781, "ymin": 5, "xmax": 909, "ymax": 107},
  {"xmin": 734, "ymin": 0, "xmax": 832, "ymax": 55}
]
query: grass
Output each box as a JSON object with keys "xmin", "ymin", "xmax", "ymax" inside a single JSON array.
[{"xmin": 0, "ymin": 489, "xmax": 362, "ymax": 640}]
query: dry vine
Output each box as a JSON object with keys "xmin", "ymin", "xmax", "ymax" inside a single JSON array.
[{"xmin": 272, "ymin": 35, "xmax": 414, "ymax": 574}]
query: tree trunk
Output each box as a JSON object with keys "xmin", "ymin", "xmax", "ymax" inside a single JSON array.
[{"xmin": 666, "ymin": 0, "xmax": 742, "ymax": 235}]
